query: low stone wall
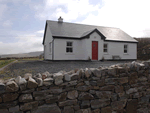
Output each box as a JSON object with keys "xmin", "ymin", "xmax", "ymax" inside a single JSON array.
[{"xmin": 0, "ymin": 61, "xmax": 150, "ymax": 113}]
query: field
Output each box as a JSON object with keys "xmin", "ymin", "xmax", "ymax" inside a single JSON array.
[{"xmin": 0, "ymin": 59, "xmax": 16, "ymax": 68}]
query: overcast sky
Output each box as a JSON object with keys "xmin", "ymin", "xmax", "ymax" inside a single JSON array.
[{"xmin": 0, "ymin": 0, "xmax": 150, "ymax": 55}]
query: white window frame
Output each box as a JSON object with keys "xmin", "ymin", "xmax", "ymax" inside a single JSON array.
[
  {"xmin": 124, "ymin": 44, "xmax": 128, "ymax": 53},
  {"xmin": 66, "ymin": 41, "xmax": 73, "ymax": 53},
  {"xmin": 103, "ymin": 43, "xmax": 108, "ymax": 53}
]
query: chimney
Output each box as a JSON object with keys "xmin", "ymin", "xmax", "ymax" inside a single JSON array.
[{"xmin": 58, "ymin": 16, "xmax": 63, "ymax": 23}]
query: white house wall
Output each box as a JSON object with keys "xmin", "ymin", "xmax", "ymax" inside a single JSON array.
[
  {"xmin": 85, "ymin": 32, "xmax": 104, "ymax": 60},
  {"xmin": 103, "ymin": 41, "xmax": 137, "ymax": 60},
  {"xmin": 54, "ymin": 38, "xmax": 85, "ymax": 60},
  {"xmin": 44, "ymin": 24, "xmax": 53, "ymax": 60}
]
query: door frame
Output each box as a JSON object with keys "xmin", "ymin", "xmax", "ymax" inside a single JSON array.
[{"xmin": 91, "ymin": 41, "xmax": 98, "ymax": 60}]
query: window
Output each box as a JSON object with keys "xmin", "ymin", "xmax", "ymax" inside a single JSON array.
[
  {"xmin": 103, "ymin": 44, "xmax": 108, "ymax": 52},
  {"xmin": 49, "ymin": 42, "xmax": 51, "ymax": 53},
  {"xmin": 66, "ymin": 42, "xmax": 73, "ymax": 53},
  {"xmin": 124, "ymin": 45, "xmax": 128, "ymax": 53}
]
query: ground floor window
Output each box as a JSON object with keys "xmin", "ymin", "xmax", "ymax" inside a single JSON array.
[
  {"xmin": 124, "ymin": 44, "xmax": 128, "ymax": 53},
  {"xmin": 66, "ymin": 41, "xmax": 73, "ymax": 53},
  {"xmin": 103, "ymin": 43, "xmax": 108, "ymax": 52}
]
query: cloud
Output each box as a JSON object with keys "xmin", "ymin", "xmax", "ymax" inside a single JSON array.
[
  {"xmin": 36, "ymin": 30, "xmax": 44, "ymax": 34},
  {"xmin": 2, "ymin": 20, "xmax": 13, "ymax": 27},
  {"xmin": 34, "ymin": 0, "xmax": 100, "ymax": 21},
  {"xmin": 81, "ymin": 0, "xmax": 150, "ymax": 37},
  {"xmin": 0, "ymin": 31, "xmax": 43, "ymax": 55},
  {"xmin": 0, "ymin": 4, "xmax": 7, "ymax": 20}
]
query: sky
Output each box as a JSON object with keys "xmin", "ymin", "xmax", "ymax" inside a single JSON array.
[{"xmin": 0, "ymin": 0, "xmax": 150, "ymax": 55}]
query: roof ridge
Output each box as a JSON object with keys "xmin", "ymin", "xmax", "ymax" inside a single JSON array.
[{"xmin": 46, "ymin": 20, "xmax": 120, "ymax": 29}]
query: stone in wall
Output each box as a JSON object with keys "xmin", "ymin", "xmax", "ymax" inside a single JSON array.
[
  {"xmin": 6, "ymin": 81, "xmax": 19, "ymax": 92},
  {"xmin": 32, "ymin": 104, "xmax": 61, "ymax": 113},
  {"xmin": 67, "ymin": 90, "xmax": 78, "ymax": 99},
  {"xmin": 3, "ymin": 93, "xmax": 18, "ymax": 102},
  {"xmin": 91, "ymin": 99, "xmax": 110, "ymax": 109},
  {"xmin": 27, "ymin": 76, "xmax": 38, "ymax": 89}
]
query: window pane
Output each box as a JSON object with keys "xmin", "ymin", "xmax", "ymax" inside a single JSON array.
[
  {"xmin": 104, "ymin": 44, "xmax": 107, "ymax": 48},
  {"xmin": 104, "ymin": 49, "xmax": 107, "ymax": 52},
  {"xmin": 124, "ymin": 45, "xmax": 127, "ymax": 48},
  {"xmin": 124, "ymin": 50, "xmax": 127, "ymax": 53},
  {"xmin": 67, "ymin": 42, "xmax": 72, "ymax": 46},
  {"xmin": 66, "ymin": 48, "xmax": 69, "ymax": 52},
  {"xmin": 70, "ymin": 48, "xmax": 73, "ymax": 52}
]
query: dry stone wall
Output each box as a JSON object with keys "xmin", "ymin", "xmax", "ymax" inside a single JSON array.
[{"xmin": 0, "ymin": 61, "xmax": 150, "ymax": 113}]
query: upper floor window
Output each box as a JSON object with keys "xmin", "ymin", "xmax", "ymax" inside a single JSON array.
[
  {"xmin": 124, "ymin": 45, "xmax": 128, "ymax": 53},
  {"xmin": 103, "ymin": 44, "xmax": 108, "ymax": 52},
  {"xmin": 66, "ymin": 42, "xmax": 73, "ymax": 53}
]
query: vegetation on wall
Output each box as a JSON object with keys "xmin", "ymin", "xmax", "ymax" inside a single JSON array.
[{"xmin": 134, "ymin": 37, "xmax": 150, "ymax": 60}]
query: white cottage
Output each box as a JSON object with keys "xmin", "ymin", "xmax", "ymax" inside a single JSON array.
[{"xmin": 43, "ymin": 17, "xmax": 138, "ymax": 61}]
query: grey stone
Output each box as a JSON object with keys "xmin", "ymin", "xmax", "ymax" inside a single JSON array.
[
  {"xmin": 27, "ymin": 76, "xmax": 38, "ymax": 89},
  {"xmin": 0, "ymin": 109, "xmax": 9, "ymax": 113},
  {"xmin": 33, "ymin": 90, "xmax": 49, "ymax": 97},
  {"xmin": 21, "ymin": 89, "xmax": 35, "ymax": 93},
  {"xmin": 68, "ymin": 80, "xmax": 77, "ymax": 86},
  {"xmin": 43, "ymin": 78, "xmax": 53, "ymax": 86},
  {"xmin": 9, "ymin": 105, "xmax": 19, "ymax": 112},
  {"xmin": 81, "ymin": 100, "xmax": 90, "ymax": 109},
  {"xmin": 96, "ymin": 91, "xmax": 111, "ymax": 99},
  {"xmin": 92, "ymin": 69, "xmax": 102, "ymax": 77},
  {"xmin": 126, "ymin": 88, "xmax": 138, "ymax": 94},
  {"xmin": 59, "ymin": 99, "xmax": 77, "ymax": 107},
  {"xmin": 138, "ymin": 77, "xmax": 147, "ymax": 82},
  {"xmin": 53, "ymin": 72, "xmax": 64, "ymax": 85},
  {"xmin": 77, "ymin": 85, "xmax": 91, "ymax": 91},
  {"xmin": 35, "ymin": 73, "xmax": 42, "ymax": 78},
  {"xmin": 32, "ymin": 104, "xmax": 61, "ymax": 113},
  {"xmin": 84, "ymin": 81, "xmax": 90, "ymax": 85},
  {"xmin": 0, "ymin": 83, "xmax": 5, "ymax": 94},
  {"xmin": 89, "ymin": 90, "xmax": 96, "ymax": 94},
  {"xmin": 75, "ymin": 108, "xmax": 91, "ymax": 113},
  {"xmin": 20, "ymin": 101, "xmax": 38, "ymax": 111},
  {"xmin": 65, "ymin": 73, "xmax": 79, "ymax": 81},
  {"xmin": 0, "ymin": 100, "xmax": 18, "ymax": 109},
  {"xmin": 73, "ymin": 105, "xmax": 80, "ymax": 111},
  {"xmin": 85, "ymin": 68, "xmax": 92, "ymax": 78},
  {"xmin": 58, "ymin": 92, "xmax": 67, "ymax": 102},
  {"xmin": 24, "ymin": 73, "xmax": 32, "ymax": 80},
  {"xmin": 91, "ymin": 99, "xmax": 110, "ymax": 109},
  {"xmin": 111, "ymin": 100, "xmax": 126, "ymax": 110},
  {"xmin": 49, "ymin": 87, "xmax": 62, "ymax": 94},
  {"xmin": 3, "ymin": 93, "xmax": 18, "ymax": 102},
  {"xmin": 35, "ymin": 78, "xmax": 43, "ymax": 86},
  {"xmin": 6, "ymin": 81, "xmax": 19, "ymax": 92},
  {"xmin": 63, "ymin": 106, "xmax": 74, "ymax": 113},
  {"xmin": 89, "ymin": 81, "xmax": 97, "ymax": 86},
  {"xmin": 67, "ymin": 90, "xmax": 78, "ymax": 99},
  {"xmin": 15, "ymin": 76, "xmax": 27, "ymax": 85},
  {"xmin": 46, "ymin": 96, "xmax": 58, "ymax": 104},
  {"xmin": 111, "ymin": 93, "xmax": 117, "ymax": 101},
  {"xmin": 19, "ymin": 94, "xmax": 33, "ymax": 102},
  {"xmin": 78, "ymin": 92, "xmax": 94, "ymax": 100}
]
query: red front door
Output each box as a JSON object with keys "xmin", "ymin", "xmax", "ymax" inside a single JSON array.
[{"xmin": 92, "ymin": 41, "xmax": 98, "ymax": 60}]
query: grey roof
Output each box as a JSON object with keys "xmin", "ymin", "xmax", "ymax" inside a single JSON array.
[{"xmin": 46, "ymin": 20, "xmax": 138, "ymax": 42}]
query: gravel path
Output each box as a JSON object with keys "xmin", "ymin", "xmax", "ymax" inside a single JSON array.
[{"xmin": 0, "ymin": 60, "xmax": 133, "ymax": 78}]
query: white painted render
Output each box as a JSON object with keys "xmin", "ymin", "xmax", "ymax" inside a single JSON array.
[
  {"xmin": 44, "ymin": 31, "xmax": 137, "ymax": 60},
  {"xmin": 103, "ymin": 41, "xmax": 137, "ymax": 60},
  {"xmin": 43, "ymin": 25, "xmax": 53, "ymax": 60}
]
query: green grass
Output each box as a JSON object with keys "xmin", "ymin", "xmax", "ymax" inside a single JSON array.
[
  {"xmin": 0, "ymin": 59, "xmax": 16, "ymax": 68},
  {"xmin": 17, "ymin": 58, "xmax": 44, "ymax": 61}
]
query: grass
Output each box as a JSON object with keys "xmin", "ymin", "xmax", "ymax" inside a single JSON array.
[
  {"xmin": 0, "ymin": 59, "xmax": 16, "ymax": 68},
  {"xmin": 17, "ymin": 57, "xmax": 44, "ymax": 61}
]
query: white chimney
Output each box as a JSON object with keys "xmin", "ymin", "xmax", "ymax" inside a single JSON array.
[{"xmin": 58, "ymin": 16, "xmax": 63, "ymax": 23}]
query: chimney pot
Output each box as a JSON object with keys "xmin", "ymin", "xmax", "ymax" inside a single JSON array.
[{"xmin": 58, "ymin": 16, "xmax": 63, "ymax": 23}]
